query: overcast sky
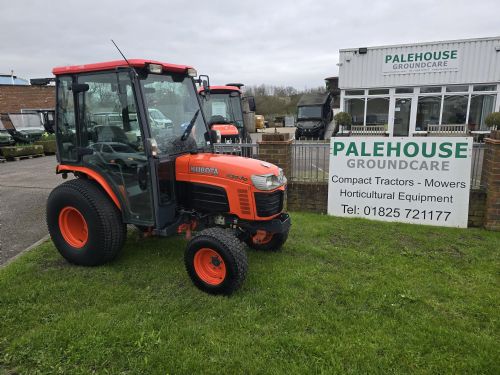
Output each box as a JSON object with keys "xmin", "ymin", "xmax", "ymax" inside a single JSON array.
[{"xmin": 1, "ymin": 0, "xmax": 499, "ymax": 89}]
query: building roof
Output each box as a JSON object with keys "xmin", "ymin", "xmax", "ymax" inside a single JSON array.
[
  {"xmin": 340, "ymin": 35, "xmax": 500, "ymax": 52},
  {"xmin": 0, "ymin": 75, "xmax": 29, "ymax": 85},
  {"xmin": 52, "ymin": 59, "xmax": 193, "ymax": 75}
]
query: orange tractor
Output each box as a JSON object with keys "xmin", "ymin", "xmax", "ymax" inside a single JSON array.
[
  {"xmin": 46, "ymin": 59, "xmax": 290, "ymax": 295},
  {"xmin": 198, "ymin": 84, "xmax": 255, "ymax": 143}
]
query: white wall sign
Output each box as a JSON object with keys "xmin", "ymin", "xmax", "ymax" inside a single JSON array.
[
  {"xmin": 327, "ymin": 137, "xmax": 472, "ymax": 228},
  {"xmin": 382, "ymin": 49, "xmax": 459, "ymax": 75}
]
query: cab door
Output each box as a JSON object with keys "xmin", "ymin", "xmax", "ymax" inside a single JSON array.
[{"xmin": 73, "ymin": 71, "xmax": 155, "ymax": 226}]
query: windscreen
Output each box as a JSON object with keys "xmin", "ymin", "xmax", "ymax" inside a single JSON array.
[
  {"xmin": 140, "ymin": 73, "xmax": 208, "ymax": 154},
  {"xmin": 298, "ymin": 106, "xmax": 322, "ymax": 119},
  {"xmin": 202, "ymin": 93, "xmax": 243, "ymax": 128},
  {"xmin": 8, "ymin": 114, "xmax": 44, "ymax": 130}
]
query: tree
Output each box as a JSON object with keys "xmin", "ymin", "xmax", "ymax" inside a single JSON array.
[{"xmin": 485, "ymin": 112, "xmax": 500, "ymax": 130}]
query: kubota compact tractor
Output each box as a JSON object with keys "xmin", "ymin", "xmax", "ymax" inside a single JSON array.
[
  {"xmin": 198, "ymin": 84, "xmax": 255, "ymax": 143},
  {"xmin": 46, "ymin": 59, "xmax": 290, "ymax": 295}
]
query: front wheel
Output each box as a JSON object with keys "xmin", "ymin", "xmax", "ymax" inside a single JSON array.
[
  {"xmin": 185, "ymin": 228, "xmax": 248, "ymax": 295},
  {"xmin": 245, "ymin": 228, "xmax": 289, "ymax": 251}
]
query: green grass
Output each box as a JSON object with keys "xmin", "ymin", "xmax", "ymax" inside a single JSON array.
[{"xmin": 1, "ymin": 213, "xmax": 499, "ymax": 374}]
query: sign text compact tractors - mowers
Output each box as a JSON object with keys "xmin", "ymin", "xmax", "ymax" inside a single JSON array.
[{"xmin": 46, "ymin": 59, "xmax": 290, "ymax": 295}]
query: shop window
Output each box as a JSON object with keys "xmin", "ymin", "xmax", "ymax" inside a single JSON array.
[
  {"xmin": 446, "ymin": 85, "xmax": 469, "ymax": 93},
  {"xmin": 468, "ymin": 94, "xmax": 496, "ymax": 130},
  {"xmin": 366, "ymin": 97, "xmax": 389, "ymax": 125},
  {"xmin": 473, "ymin": 84, "xmax": 497, "ymax": 92},
  {"xmin": 368, "ymin": 89, "xmax": 389, "ymax": 95},
  {"xmin": 420, "ymin": 86, "xmax": 442, "ymax": 94},
  {"xmin": 345, "ymin": 90, "xmax": 364, "ymax": 96},
  {"xmin": 344, "ymin": 98, "xmax": 365, "ymax": 125},
  {"xmin": 395, "ymin": 87, "xmax": 413, "ymax": 94},
  {"xmin": 442, "ymin": 95, "xmax": 468, "ymax": 124},
  {"xmin": 416, "ymin": 96, "xmax": 441, "ymax": 131}
]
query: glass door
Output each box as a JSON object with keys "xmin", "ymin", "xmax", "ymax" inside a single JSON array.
[{"xmin": 393, "ymin": 98, "xmax": 412, "ymax": 136}]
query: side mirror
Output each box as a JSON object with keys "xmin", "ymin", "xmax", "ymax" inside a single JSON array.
[
  {"xmin": 196, "ymin": 74, "xmax": 210, "ymax": 92},
  {"xmin": 202, "ymin": 80, "xmax": 209, "ymax": 92},
  {"xmin": 70, "ymin": 83, "xmax": 89, "ymax": 93},
  {"xmin": 247, "ymin": 96, "xmax": 256, "ymax": 112}
]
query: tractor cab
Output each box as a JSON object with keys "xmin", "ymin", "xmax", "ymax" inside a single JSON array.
[
  {"xmin": 53, "ymin": 60, "xmax": 211, "ymax": 228},
  {"xmin": 295, "ymin": 92, "xmax": 334, "ymax": 140},
  {"xmin": 199, "ymin": 84, "xmax": 247, "ymax": 143},
  {"xmin": 48, "ymin": 59, "xmax": 290, "ymax": 295}
]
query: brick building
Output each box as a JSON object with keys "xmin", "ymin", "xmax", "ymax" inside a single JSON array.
[{"xmin": 0, "ymin": 85, "xmax": 55, "ymax": 113}]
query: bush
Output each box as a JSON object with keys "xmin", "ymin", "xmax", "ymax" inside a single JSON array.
[
  {"xmin": 485, "ymin": 112, "xmax": 500, "ymax": 130},
  {"xmin": 334, "ymin": 112, "xmax": 352, "ymax": 127},
  {"xmin": 0, "ymin": 144, "xmax": 44, "ymax": 158},
  {"xmin": 34, "ymin": 140, "xmax": 57, "ymax": 154}
]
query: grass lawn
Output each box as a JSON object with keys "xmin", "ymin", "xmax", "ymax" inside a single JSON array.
[{"xmin": 1, "ymin": 212, "xmax": 499, "ymax": 374}]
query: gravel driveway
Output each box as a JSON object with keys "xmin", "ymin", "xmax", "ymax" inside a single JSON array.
[{"xmin": 0, "ymin": 156, "xmax": 67, "ymax": 265}]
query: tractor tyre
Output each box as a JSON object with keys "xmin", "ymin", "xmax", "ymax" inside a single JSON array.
[
  {"xmin": 185, "ymin": 228, "xmax": 248, "ymax": 295},
  {"xmin": 46, "ymin": 178, "xmax": 126, "ymax": 266},
  {"xmin": 245, "ymin": 227, "xmax": 290, "ymax": 252}
]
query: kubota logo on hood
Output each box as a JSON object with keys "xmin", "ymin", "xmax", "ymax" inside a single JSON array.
[{"xmin": 190, "ymin": 166, "xmax": 219, "ymax": 176}]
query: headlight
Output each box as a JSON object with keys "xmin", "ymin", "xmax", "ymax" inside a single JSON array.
[
  {"xmin": 187, "ymin": 68, "xmax": 197, "ymax": 77},
  {"xmin": 251, "ymin": 168, "xmax": 287, "ymax": 191},
  {"xmin": 148, "ymin": 64, "xmax": 163, "ymax": 74},
  {"xmin": 215, "ymin": 130, "xmax": 221, "ymax": 143}
]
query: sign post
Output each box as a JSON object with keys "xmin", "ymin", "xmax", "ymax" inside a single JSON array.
[{"xmin": 327, "ymin": 137, "xmax": 473, "ymax": 228}]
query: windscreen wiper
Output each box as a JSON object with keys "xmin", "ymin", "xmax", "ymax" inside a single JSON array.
[{"xmin": 181, "ymin": 109, "xmax": 200, "ymax": 141}]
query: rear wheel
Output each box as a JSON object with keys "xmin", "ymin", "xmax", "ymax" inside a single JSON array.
[
  {"xmin": 47, "ymin": 178, "xmax": 126, "ymax": 266},
  {"xmin": 185, "ymin": 228, "xmax": 248, "ymax": 295},
  {"xmin": 245, "ymin": 228, "xmax": 289, "ymax": 251}
]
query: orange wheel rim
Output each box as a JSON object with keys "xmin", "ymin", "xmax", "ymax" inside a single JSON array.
[
  {"xmin": 193, "ymin": 248, "xmax": 226, "ymax": 285},
  {"xmin": 58, "ymin": 206, "xmax": 88, "ymax": 248},
  {"xmin": 252, "ymin": 230, "xmax": 273, "ymax": 245}
]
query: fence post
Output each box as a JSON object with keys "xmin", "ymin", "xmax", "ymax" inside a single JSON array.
[
  {"xmin": 257, "ymin": 132, "xmax": 292, "ymax": 178},
  {"xmin": 483, "ymin": 130, "xmax": 500, "ymax": 230}
]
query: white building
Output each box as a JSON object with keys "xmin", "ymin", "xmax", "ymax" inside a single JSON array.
[{"xmin": 338, "ymin": 36, "xmax": 500, "ymax": 136}]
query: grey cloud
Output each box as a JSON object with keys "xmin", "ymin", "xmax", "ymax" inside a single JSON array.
[{"xmin": 1, "ymin": 0, "xmax": 498, "ymax": 88}]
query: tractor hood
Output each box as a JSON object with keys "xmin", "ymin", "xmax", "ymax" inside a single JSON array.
[
  {"xmin": 176, "ymin": 153, "xmax": 281, "ymax": 185},
  {"xmin": 211, "ymin": 124, "xmax": 239, "ymax": 136}
]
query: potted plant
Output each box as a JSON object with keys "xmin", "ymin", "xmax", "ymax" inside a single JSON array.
[
  {"xmin": 485, "ymin": 112, "xmax": 500, "ymax": 139},
  {"xmin": 334, "ymin": 112, "xmax": 352, "ymax": 136},
  {"xmin": 485, "ymin": 112, "xmax": 500, "ymax": 130}
]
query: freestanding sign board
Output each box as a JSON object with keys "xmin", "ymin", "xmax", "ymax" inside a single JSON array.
[{"xmin": 327, "ymin": 137, "xmax": 473, "ymax": 228}]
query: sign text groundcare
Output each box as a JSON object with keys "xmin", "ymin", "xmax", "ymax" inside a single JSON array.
[{"xmin": 327, "ymin": 138, "xmax": 472, "ymax": 227}]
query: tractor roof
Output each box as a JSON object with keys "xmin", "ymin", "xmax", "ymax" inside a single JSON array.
[
  {"xmin": 199, "ymin": 85, "xmax": 241, "ymax": 94},
  {"xmin": 297, "ymin": 92, "xmax": 331, "ymax": 107},
  {"xmin": 52, "ymin": 59, "xmax": 192, "ymax": 75}
]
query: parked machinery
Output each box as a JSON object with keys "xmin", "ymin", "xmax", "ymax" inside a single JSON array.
[
  {"xmin": 199, "ymin": 83, "xmax": 256, "ymax": 143},
  {"xmin": 0, "ymin": 113, "xmax": 46, "ymax": 143},
  {"xmin": 295, "ymin": 92, "xmax": 335, "ymax": 140},
  {"xmin": 45, "ymin": 59, "xmax": 290, "ymax": 295},
  {"xmin": 0, "ymin": 117, "xmax": 15, "ymax": 146}
]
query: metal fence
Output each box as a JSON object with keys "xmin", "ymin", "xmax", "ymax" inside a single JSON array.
[
  {"xmin": 290, "ymin": 140, "xmax": 330, "ymax": 182},
  {"xmin": 471, "ymin": 143, "xmax": 485, "ymax": 189},
  {"xmin": 213, "ymin": 141, "xmax": 259, "ymax": 158},
  {"xmin": 213, "ymin": 140, "xmax": 486, "ymax": 189}
]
